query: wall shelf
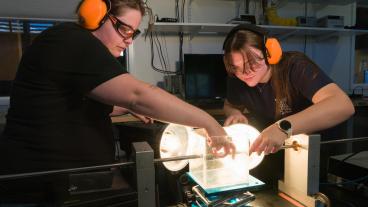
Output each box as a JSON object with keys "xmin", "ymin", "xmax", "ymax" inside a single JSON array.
[
  {"xmin": 286, "ymin": 0, "xmax": 368, "ymax": 5},
  {"xmin": 151, "ymin": 22, "xmax": 368, "ymax": 40},
  {"xmin": 188, "ymin": 0, "xmax": 367, "ymax": 5}
]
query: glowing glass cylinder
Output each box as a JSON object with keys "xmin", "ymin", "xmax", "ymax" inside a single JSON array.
[
  {"xmin": 159, "ymin": 123, "xmax": 264, "ymax": 191},
  {"xmin": 188, "ymin": 124, "xmax": 261, "ymax": 190}
]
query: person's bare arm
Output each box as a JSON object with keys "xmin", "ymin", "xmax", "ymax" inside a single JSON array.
[
  {"xmin": 89, "ymin": 74, "xmax": 235, "ymax": 155},
  {"xmin": 223, "ymin": 99, "xmax": 248, "ymax": 126},
  {"xmin": 250, "ymin": 83, "xmax": 355, "ymax": 155},
  {"xmin": 285, "ymin": 83, "xmax": 354, "ymax": 134}
]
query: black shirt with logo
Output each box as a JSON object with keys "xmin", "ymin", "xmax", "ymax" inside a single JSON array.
[
  {"xmin": 226, "ymin": 52, "xmax": 334, "ymax": 187},
  {"xmin": 226, "ymin": 51, "xmax": 333, "ymax": 130}
]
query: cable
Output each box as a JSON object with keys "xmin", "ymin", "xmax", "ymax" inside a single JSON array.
[
  {"xmin": 153, "ymin": 32, "xmax": 167, "ymax": 70},
  {"xmin": 303, "ymin": 0, "xmax": 307, "ymax": 54},
  {"xmin": 179, "ymin": 32, "xmax": 184, "ymax": 75},
  {"xmin": 175, "ymin": 0, "xmax": 179, "ymax": 20},
  {"xmin": 143, "ymin": 2, "xmax": 155, "ymax": 40},
  {"xmin": 149, "ymin": 32, "xmax": 178, "ymax": 74},
  {"xmin": 245, "ymin": 0, "xmax": 250, "ymax": 14},
  {"xmin": 160, "ymin": 32, "xmax": 172, "ymax": 72},
  {"xmin": 146, "ymin": 0, "xmax": 182, "ymax": 75},
  {"xmin": 181, "ymin": 0, "xmax": 186, "ymax": 22}
]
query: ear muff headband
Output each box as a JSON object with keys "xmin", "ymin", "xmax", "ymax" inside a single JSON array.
[
  {"xmin": 223, "ymin": 24, "xmax": 282, "ymax": 65},
  {"xmin": 78, "ymin": 0, "xmax": 110, "ymax": 30},
  {"xmin": 265, "ymin": 38, "xmax": 282, "ymax": 64}
]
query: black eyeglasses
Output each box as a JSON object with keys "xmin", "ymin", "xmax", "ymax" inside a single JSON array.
[{"xmin": 108, "ymin": 14, "xmax": 141, "ymax": 40}]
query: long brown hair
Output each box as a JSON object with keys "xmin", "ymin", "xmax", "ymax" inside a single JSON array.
[
  {"xmin": 223, "ymin": 30, "xmax": 265, "ymax": 77},
  {"xmin": 223, "ymin": 30, "xmax": 319, "ymax": 119},
  {"xmin": 272, "ymin": 51, "xmax": 320, "ymax": 118}
]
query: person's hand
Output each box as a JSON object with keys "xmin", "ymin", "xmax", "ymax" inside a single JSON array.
[
  {"xmin": 223, "ymin": 113, "xmax": 248, "ymax": 126},
  {"xmin": 249, "ymin": 123, "xmax": 287, "ymax": 155},
  {"xmin": 194, "ymin": 128, "xmax": 236, "ymax": 158},
  {"xmin": 130, "ymin": 111, "xmax": 154, "ymax": 124},
  {"xmin": 207, "ymin": 135, "xmax": 236, "ymax": 158}
]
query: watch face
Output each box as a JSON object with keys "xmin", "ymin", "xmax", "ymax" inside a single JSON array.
[{"xmin": 280, "ymin": 120, "xmax": 291, "ymax": 130}]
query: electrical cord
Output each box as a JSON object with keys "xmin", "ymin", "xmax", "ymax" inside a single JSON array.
[
  {"xmin": 181, "ymin": 0, "xmax": 186, "ymax": 22},
  {"xmin": 175, "ymin": 0, "xmax": 179, "ymax": 20},
  {"xmin": 153, "ymin": 31, "xmax": 167, "ymax": 70},
  {"xmin": 149, "ymin": 31, "xmax": 178, "ymax": 74},
  {"xmin": 147, "ymin": 0, "xmax": 185, "ymax": 75},
  {"xmin": 143, "ymin": 2, "xmax": 155, "ymax": 40},
  {"xmin": 303, "ymin": 0, "xmax": 307, "ymax": 54}
]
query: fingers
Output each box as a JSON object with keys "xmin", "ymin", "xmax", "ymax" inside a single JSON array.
[
  {"xmin": 255, "ymin": 140, "xmax": 267, "ymax": 155},
  {"xmin": 142, "ymin": 117, "xmax": 151, "ymax": 123},
  {"xmin": 264, "ymin": 145, "xmax": 273, "ymax": 155},
  {"xmin": 271, "ymin": 144, "xmax": 282, "ymax": 153},
  {"xmin": 249, "ymin": 136, "xmax": 262, "ymax": 154},
  {"xmin": 223, "ymin": 117, "xmax": 234, "ymax": 127},
  {"xmin": 250, "ymin": 137, "xmax": 283, "ymax": 155},
  {"xmin": 228, "ymin": 142, "xmax": 236, "ymax": 159},
  {"xmin": 148, "ymin": 117, "xmax": 154, "ymax": 124},
  {"xmin": 210, "ymin": 142, "xmax": 236, "ymax": 158},
  {"xmin": 208, "ymin": 136, "xmax": 236, "ymax": 158},
  {"xmin": 212, "ymin": 148, "xmax": 226, "ymax": 158},
  {"xmin": 133, "ymin": 113, "xmax": 154, "ymax": 124},
  {"xmin": 270, "ymin": 146, "xmax": 277, "ymax": 154}
]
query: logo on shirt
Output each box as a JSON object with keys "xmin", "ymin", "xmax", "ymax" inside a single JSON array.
[{"xmin": 279, "ymin": 98, "xmax": 292, "ymax": 115}]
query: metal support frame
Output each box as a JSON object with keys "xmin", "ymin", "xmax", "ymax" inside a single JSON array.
[{"xmin": 132, "ymin": 142, "xmax": 156, "ymax": 207}]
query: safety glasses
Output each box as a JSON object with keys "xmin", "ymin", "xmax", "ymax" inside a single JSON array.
[{"xmin": 108, "ymin": 14, "xmax": 141, "ymax": 40}]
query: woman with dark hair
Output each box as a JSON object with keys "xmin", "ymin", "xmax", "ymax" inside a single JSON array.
[
  {"xmin": 222, "ymin": 24, "xmax": 354, "ymax": 155},
  {"xmin": 222, "ymin": 24, "xmax": 355, "ymax": 187},
  {"xmin": 0, "ymin": 0, "xmax": 234, "ymax": 205}
]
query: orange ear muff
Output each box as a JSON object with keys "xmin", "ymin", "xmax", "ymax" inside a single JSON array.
[
  {"xmin": 265, "ymin": 38, "xmax": 282, "ymax": 65},
  {"xmin": 78, "ymin": 0, "xmax": 108, "ymax": 30}
]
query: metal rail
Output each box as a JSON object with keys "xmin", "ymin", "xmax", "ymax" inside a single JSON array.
[
  {"xmin": 1, "ymin": 137, "xmax": 367, "ymax": 181},
  {"xmin": 0, "ymin": 161, "xmax": 135, "ymax": 180},
  {"xmin": 320, "ymin": 137, "xmax": 368, "ymax": 145}
]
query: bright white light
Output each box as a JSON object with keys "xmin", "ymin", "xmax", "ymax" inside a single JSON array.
[
  {"xmin": 159, "ymin": 124, "xmax": 190, "ymax": 172},
  {"xmin": 159, "ymin": 123, "xmax": 264, "ymax": 172},
  {"xmin": 223, "ymin": 123, "xmax": 264, "ymax": 170}
]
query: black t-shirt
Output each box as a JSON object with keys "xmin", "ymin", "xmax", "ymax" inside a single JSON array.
[
  {"xmin": 226, "ymin": 52, "xmax": 333, "ymax": 130},
  {"xmin": 0, "ymin": 23, "xmax": 127, "ymax": 174},
  {"xmin": 226, "ymin": 52, "xmax": 334, "ymax": 187}
]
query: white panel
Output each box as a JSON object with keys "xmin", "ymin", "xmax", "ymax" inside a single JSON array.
[{"xmin": 0, "ymin": 0, "xmax": 80, "ymax": 21}]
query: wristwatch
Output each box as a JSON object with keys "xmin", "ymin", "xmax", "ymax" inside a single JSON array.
[{"xmin": 276, "ymin": 119, "xmax": 292, "ymax": 138}]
